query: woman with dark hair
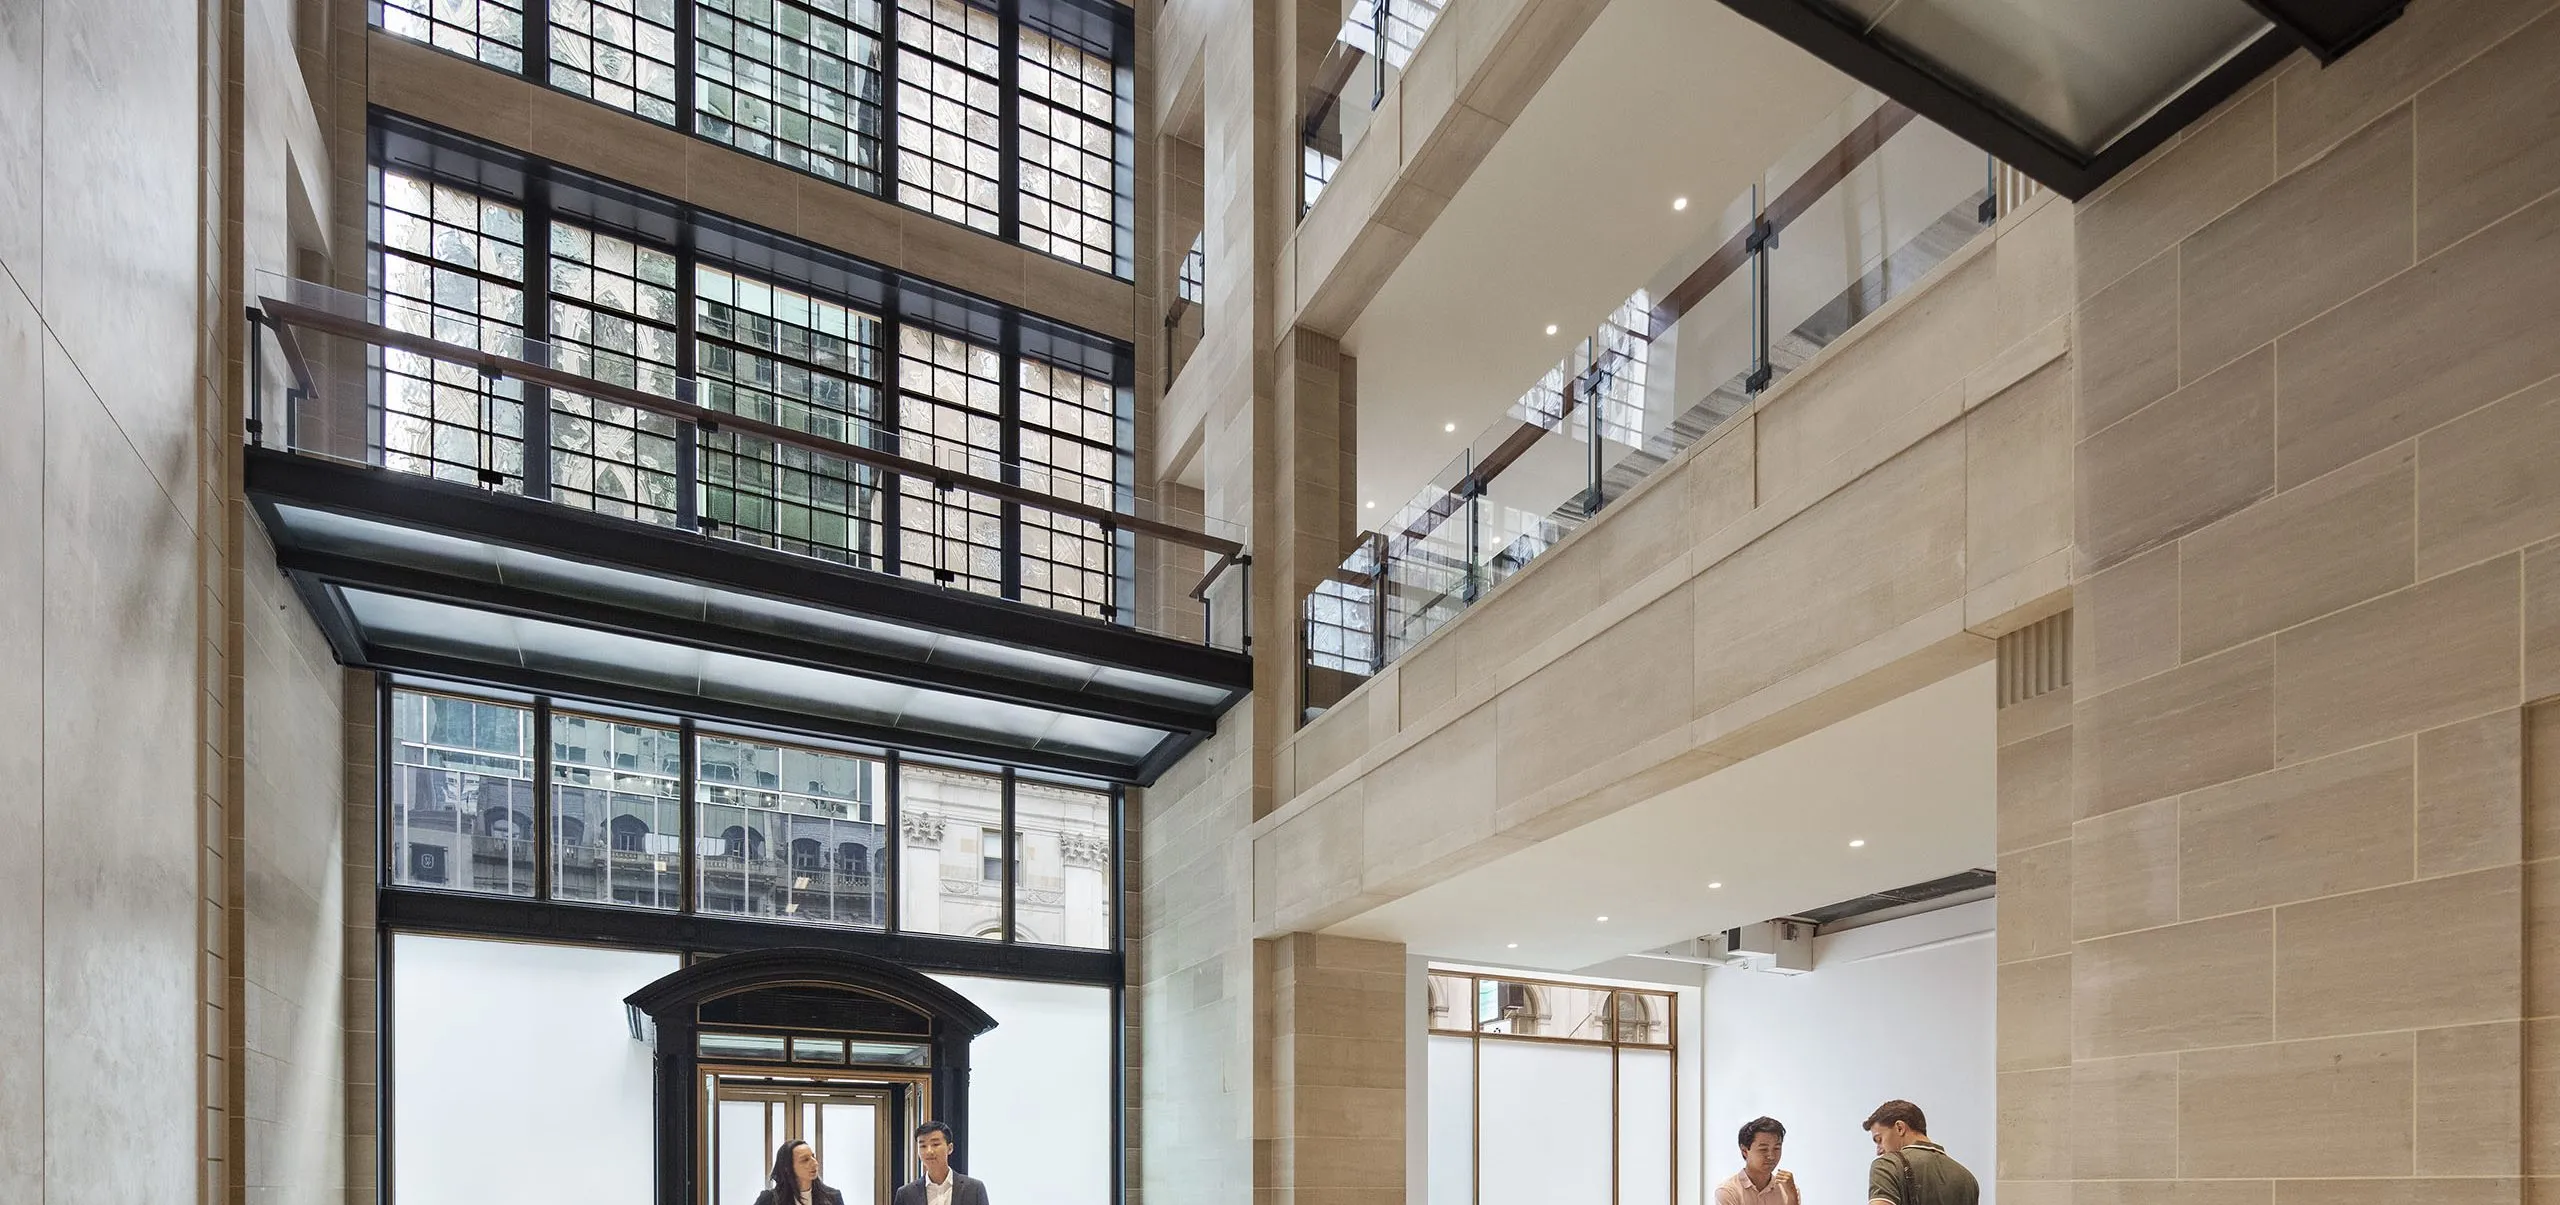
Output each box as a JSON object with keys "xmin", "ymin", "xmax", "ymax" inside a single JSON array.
[{"xmin": 754, "ymin": 1139, "xmax": 845, "ymax": 1205}]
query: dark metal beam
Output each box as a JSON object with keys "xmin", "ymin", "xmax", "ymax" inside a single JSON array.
[
  {"xmin": 1709, "ymin": 1, "xmax": 2334, "ymax": 201},
  {"xmin": 2243, "ymin": 0, "xmax": 2407, "ymax": 63},
  {"xmin": 283, "ymin": 566, "xmax": 371, "ymax": 666},
  {"xmin": 1712, "ymin": 0, "xmax": 2093, "ymax": 195},
  {"xmin": 349, "ymin": 644, "xmax": 1158, "ymax": 783},
  {"xmin": 378, "ymin": 887, "xmax": 1125, "ymax": 984},
  {"xmin": 279, "ymin": 547, "xmax": 1224, "ymax": 736},
  {"xmin": 246, "ymin": 447, "xmax": 1253, "ymax": 693}
]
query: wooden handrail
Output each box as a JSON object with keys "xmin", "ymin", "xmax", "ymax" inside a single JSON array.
[{"xmin": 259, "ymin": 297, "xmax": 1248, "ymax": 569}]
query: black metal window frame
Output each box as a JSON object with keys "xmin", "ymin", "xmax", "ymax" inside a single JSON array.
[
  {"xmin": 376, "ymin": 675, "xmax": 1126, "ymax": 956},
  {"xmin": 377, "ymin": 0, "xmax": 530, "ymax": 73},
  {"xmin": 693, "ymin": 262, "xmax": 896, "ymax": 566},
  {"xmin": 695, "ymin": 0, "xmax": 890, "ymax": 192},
  {"xmin": 368, "ymin": 112, "xmax": 1137, "ymax": 618},
  {"xmin": 370, "ymin": 0, "xmax": 1136, "ymax": 279}
]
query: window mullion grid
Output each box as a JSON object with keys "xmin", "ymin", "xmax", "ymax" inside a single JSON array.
[
  {"xmin": 1113, "ymin": 12, "xmax": 1134, "ymax": 280},
  {"xmin": 694, "ymin": 298, "xmax": 889, "ymax": 564},
  {"xmin": 1112, "ymin": 360, "xmax": 1133, "ymax": 621},
  {"xmin": 366, "ymin": 238, "xmax": 524, "ymax": 487}
]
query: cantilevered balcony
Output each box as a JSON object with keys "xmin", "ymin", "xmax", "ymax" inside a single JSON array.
[
  {"xmin": 247, "ymin": 272, "xmax": 1249, "ymax": 784},
  {"xmin": 1304, "ymin": 89, "xmax": 2006, "ymax": 719}
]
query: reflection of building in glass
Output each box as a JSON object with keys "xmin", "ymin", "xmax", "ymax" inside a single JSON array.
[
  {"xmin": 386, "ymin": 687, "xmax": 1113, "ymax": 948},
  {"xmin": 390, "ymin": 691, "xmax": 537, "ymax": 896},
  {"xmin": 698, "ymin": 735, "xmax": 889, "ymax": 926},
  {"xmin": 895, "ymin": 765, "xmax": 1113, "ymax": 948},
  {"xmin": 553, "ymin": 712, "xmax": 685, "ymax": 910}
]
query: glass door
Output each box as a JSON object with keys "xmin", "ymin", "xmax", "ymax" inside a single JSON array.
[{"xmin": 704, "ymin": 1074, "xmax": 916, "ymax": 1205}]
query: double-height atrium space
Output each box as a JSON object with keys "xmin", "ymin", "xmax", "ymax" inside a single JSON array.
[{"xmin": 11, "ymin": 1, "xmax": 2560, "ymax": 1205}]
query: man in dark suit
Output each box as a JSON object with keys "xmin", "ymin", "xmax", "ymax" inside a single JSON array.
[{"xmin": 893, "ymin": 1122, "xmax": 989, "ymax": 1205}]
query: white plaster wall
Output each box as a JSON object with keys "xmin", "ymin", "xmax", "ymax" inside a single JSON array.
[
  {"xmin": 389, "ymin": 934, "xmax": 676, "ymax": 1205},
  {"xmin": 1701, "ymin": 901, "xmax": 1995, "ymax": 1205}
]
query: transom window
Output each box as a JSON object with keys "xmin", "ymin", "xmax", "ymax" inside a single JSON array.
[
  {"xmin": 549, "ymin": 710, "xmax": 685, "ymax": 909},
  {"xmin": 373, "ymin": 0, "xmax": 1131, "ymax": 276},
  {"xmin": 381, "ymin": 684, "xmax": 1118, "ymax": 950}
]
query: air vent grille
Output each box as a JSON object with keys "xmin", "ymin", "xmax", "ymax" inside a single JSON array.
[{"xmin": 1996, "ymin": 611, "xmax": 2071, "ymax": 707}]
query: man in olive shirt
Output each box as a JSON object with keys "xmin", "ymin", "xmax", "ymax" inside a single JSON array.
[{"xmin": 1862, "ymin": 1101, "xmax": 1978, "ymax": 1205}]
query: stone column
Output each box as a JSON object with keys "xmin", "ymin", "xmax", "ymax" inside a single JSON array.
[
  {"xmin": 1992, "ymin": 614, "xmax": 2072, "ymax": 1198},
  {"xmin": 1269, "ymin": 326, "xmax": 1356, "ymax": 727},
  {"xmin": 1259, "ymin": 933, "xmax": 1407, "ymax": 1205}
]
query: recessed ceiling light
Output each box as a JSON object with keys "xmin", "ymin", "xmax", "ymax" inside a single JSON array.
[
  {"xmin": 1849, "ymin": 839, "xmax": 1866, "ymax": 848},
  {"xmin": 1673, "ymin": 196, "xmax": 1689, "ymax": 211},
  {"xmin": 1707, "ymin": 882, "xmax": 1722, "ymax": 889},
  {"xmin": 1596, "ymin": 915, "xmax": 1610, "ymax": 923},
  {"xmin": 1444, "ymin": 421, "xmax": 1457, "ymax": 433},
  {"xmin": 1506, "ymin": 942, "xmax": 1519, "ymax": 949},
  {"xmin": 1544, "ymin": 323, "xmax": 1559, "ymax": 336},
  {"xmin": 1365, "ymin": 500, "xmax": 1376, "ymax": 509}
]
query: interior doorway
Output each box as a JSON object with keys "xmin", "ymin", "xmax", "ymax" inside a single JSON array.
[{"xmin": 704, "ymin": 1071, "xmax": 927, "ymax": 1205}]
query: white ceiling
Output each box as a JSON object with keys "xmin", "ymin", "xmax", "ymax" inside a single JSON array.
[
  {"xmin": 1340, "ymin": 0, "xmax": 1857, "ymax": 519},
  {"xmin": 1323, "ymin": 663, "xmax": 1997, "ymax": 970}
]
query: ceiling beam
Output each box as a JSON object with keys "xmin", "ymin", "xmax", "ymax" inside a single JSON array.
[
  {"xmin": 1711, "ymin": 0, "xmax": 2400, "ymax": 201},
  {"xmin": 2243, "ymin": 0, "xmax": 2408, "ymax": 63}
]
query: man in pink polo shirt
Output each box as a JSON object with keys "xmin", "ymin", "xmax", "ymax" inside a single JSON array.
[{"xmin": 1715, "ymin": 1117, "xmax": 1798, "ymax": 1205}]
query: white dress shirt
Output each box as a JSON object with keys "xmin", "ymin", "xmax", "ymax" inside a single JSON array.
[{"xmin": 926, "ymin": 1169, "xmax": 956, "ymax": 1205}]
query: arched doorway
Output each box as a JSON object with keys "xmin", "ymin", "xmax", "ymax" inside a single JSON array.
[{"xmin": 626, "ymin": 948, "xmax": 1000, "ymax": 1205}]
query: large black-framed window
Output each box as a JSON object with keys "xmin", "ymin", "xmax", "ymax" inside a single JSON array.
[
  {"xmin": 696, "ymin": 0, "xmax": 888, "ymax": 190},
  {"xmin": 549, "ymin": 0, "xmax": 684, "ymax": 122},
  {"xmin": 367, "ymin": 114, "xmax": 1136, "ymax": 621},
  {"xmin": 368, "ymin": 166, "xmax": 533, "ymax": 490},
  {"xmin": 546, "ymin": 219, "xmax": 688, "ymax": 524},
  {"xmin": 693, "ymin": 263, "xmax": 893, "ymax": 564},
  {"xmin": 1014, "ymin": 10, "xmax": 1126, "ymax": 275},
  {"xmin": 378, "ymin": 0, "xmax": 529, "ymax": 71},
  {"xmin": 371, "ymin": 0, "xmax": 1134, "ymax": 278},
  {"xmin": 380, "ymin": 678, "xmax": 1123, "ymax": 952}
]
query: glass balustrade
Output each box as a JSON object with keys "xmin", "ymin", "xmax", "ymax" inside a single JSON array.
[
  {"xmin": 1300, "ymin": 88, "xmax": 2004, "ymax": 722},
  {"xmin": 246, "ymin": 273, "xmax": 1251, "ymax": 648}
]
